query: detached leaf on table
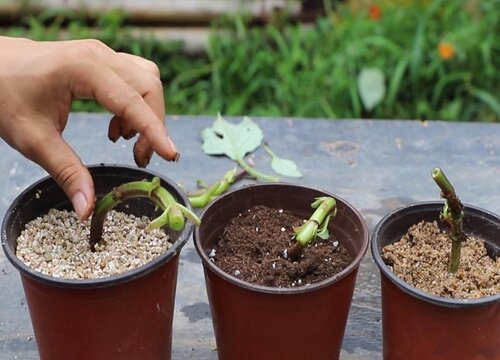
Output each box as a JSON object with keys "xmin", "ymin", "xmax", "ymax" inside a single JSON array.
[
  {"xmin": 201, "ymin": 114, "xmax": 263, "ymax": 160},
  {"xmin": 264, "ymin": 143, "xmax": 302, "ymax": 178},
  {"xmin": 200, "ymin": 113, "xmax": 279, "ymax": 182}
]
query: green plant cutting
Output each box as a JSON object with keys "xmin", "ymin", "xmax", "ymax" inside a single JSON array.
[
  {"xmin": 201, "ymin": 114, "xmax": 278, "ymax": 182},
  {"xmin": 431, "ymin": 167, "xmax": 465, "ymax": 273},
  {"xmin": 288, "ymin": 196, "xmax": 337, "ymax": 261},
  {"xmin": 191, "ymin": 114, "xmax": 301, "ymax": 208},
  {"xmin": 188, "ymin": 168, "xmax": 247, "ymax": 208},
  {"xmin": 89, "ymin": 177, "xmax": 200, "ymax": 251}
]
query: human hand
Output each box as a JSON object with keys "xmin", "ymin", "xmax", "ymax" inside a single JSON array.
[{"xmin": 0, "ymin": 36, "xmax": 178, "ymax": 220}]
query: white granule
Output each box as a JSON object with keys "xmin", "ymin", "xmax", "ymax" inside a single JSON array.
[{"xmin": 16, "ymin": 209, "xmax": 171, "ymax": 280}]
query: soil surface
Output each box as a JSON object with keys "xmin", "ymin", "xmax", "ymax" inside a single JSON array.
[
  {"xmin": 16, "ymin": 209, "xmax": 171, "ymax": 279},
  {"xmin": 212, "ymin": 205, "xmax": 352, "ymax": 288},
  {"xmin": 382, "ymin": 221, "xmax": 499, "ymax": 299}
]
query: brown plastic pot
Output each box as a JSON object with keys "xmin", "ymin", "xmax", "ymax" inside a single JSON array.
[
  {"xmin": 2, "ymin": 164, "xmax": 194, "ymax": 360},
  {"xmin": 371, "ymin": 202, "xmax": 500, "ymax": 360},
  {"xmin": 193, "ymin": 183, "xmax": 369, "ymax": 360}
]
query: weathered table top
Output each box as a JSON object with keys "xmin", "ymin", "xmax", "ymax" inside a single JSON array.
[{"xmin": 1, "ymin": 114, "xmax": 499, "ymax": 359}]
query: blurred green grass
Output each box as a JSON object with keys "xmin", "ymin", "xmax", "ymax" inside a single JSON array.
[{"xmin": 2, "ymin": 0, "xmax": 499, "ymax": 121}]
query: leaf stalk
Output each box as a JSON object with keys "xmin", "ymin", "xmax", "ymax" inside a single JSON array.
[
  {"xmin": 237, "ymin": 158, "xmax": 279, "ymax": 182},
  {"xmin": 90, "ymin": 177, "xmax": 200, "ymax": 251}
]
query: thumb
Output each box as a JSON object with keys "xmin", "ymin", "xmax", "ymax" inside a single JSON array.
[{"xmin": 27, "ymin": 134, "xmax": 95, "ymax": 220}]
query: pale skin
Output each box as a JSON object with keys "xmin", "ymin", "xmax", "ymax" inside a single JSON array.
[{"xmin": 0, "ymin": 36, "xmax": 178, "ymax": 220}]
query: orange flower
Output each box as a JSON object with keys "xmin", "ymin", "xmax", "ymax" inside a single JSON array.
[
  {"xmin": 438, "ymin": 42, "xmax": 455, "ymax": 60},
  {"xmin": 369, "ymin": 4, "xmax": 382, "ymax": 21}
]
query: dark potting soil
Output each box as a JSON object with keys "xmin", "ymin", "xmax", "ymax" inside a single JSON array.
[
  {"xmin": 382, "ymin": 221, "xmax": 499, "ymax": 299},
  {"xmin": 211, "ymin": 205, "xmax": 352, "ymax": 288}
]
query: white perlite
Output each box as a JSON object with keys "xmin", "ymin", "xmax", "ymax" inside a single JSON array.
[{"xmin": 16, "ymin": 209, "xmax": 172, "ymax": 280}]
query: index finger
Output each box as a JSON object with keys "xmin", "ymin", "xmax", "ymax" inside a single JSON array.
[{"xmin": 67, "ymin": 57, "xmax": 178, "ymax": 162}]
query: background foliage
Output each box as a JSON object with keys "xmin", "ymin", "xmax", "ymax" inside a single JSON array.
[{"xmin": 2, "ymin": 0, "xmax": 499, "ymax": 121}]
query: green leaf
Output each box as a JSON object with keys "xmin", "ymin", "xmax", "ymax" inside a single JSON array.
[
  {"xmin": 316, "ymin": 214, "xmax": 331, "ymax": 240},
  {"xmin": 311, "ymin": 196, "xmax": 331, "ymax": 209},
  {"xmin": 432, "ymin": 73, "xmax": 470, "ymax": 107},
  {"xmin": 201, "ymin": 114, "xmax": 279, "ymax": 182},
  {"xmin": 348, "ymin": 62, "xmax": 362, "ymax": 117},
  {"xmin": 468, "ymin": 87, "xmax": 500, "ymax": 116},
  {"xmin": 357, "ymin": 68, "xmax": 386, "ymax": 112},
  {"xmin": 201, "ymin": 114, "xmax": 263, "ymax": 161},
  {"xmin": 264, "ymin": 144, "xmax": 302, "ymax": 178},
  {"xmin": 387, "ymin": 58, "xmax": 409, "ymax": 107},
  {"xmin": 270, "ymin": 156, "xmax": 302, "ymax": 178},
  {"xmin": 410, "ymin": 19, "xmax": 425, "ymax": 84}
]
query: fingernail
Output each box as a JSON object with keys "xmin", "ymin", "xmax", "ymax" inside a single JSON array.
[
  {"xmin": 167, "ymin": 137, "xmax": 178, "ymax": 156},
  {"xmin": 108, "ymin": 132, "xmax": 119, "ymax": 143},
  {"xmin": 72, "ymin": 191, "xmax": 88, "ymax": 220},
  {"xmin": 144, "ymin": 150, "xmax": 153, "ymax": 166}
]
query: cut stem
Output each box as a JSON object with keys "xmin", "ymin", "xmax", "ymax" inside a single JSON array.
[
  {"xmin": 288, "ymin": 197, "xmax": 337, "ymax": 261},
  {"xmin": 188, "ymin": 168, "xmax": 248, "ymax": 208},
  {"xmin": 432, "ymin": 167, "xmax": 465, "ymax": 273},
  {"xmin": 90, "ymin": 177, "xmax": 200, "ymax": 251}
]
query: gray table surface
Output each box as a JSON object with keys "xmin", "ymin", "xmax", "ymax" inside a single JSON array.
[{"xmin": 1, "ymin": 114, "xmax": 499, "ymax": 360}]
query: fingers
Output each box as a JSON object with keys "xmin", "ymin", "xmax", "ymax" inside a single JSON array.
[
  {"xmin": 134, "ymin": 137, "xmax": 153, "ymax": 167},
  {"xmin": 60, "ymin": 41, "xmax": 177, "ymax": 166},
  {"xmin": 117, "ymin": 52, "xmax": 161, "ymax": 77},
  {"xmin": 107, "ymin": 115, "xmax": 121, "ymax": 142},
  {"xmin": 64, "ymin": 54, "xmax": 178, "ymax": 165},
  {"xmin": 110, "ymin": 53, "xmax": 167, "ymax": 165},
  {"xmin": 23, "ymin": 130, "xmax": 95, "ymax": 220},
  {"xmin": 108, "ymin": 115, "xmax": 137, "ymax": 141}
]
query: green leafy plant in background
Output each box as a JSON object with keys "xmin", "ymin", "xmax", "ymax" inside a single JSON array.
[
  {"xmin": 3, "ymin": 0, "xmax": 498, "ymax": 121},
  {"xmin": 206, "ymin": 0, "xmax": 499, "ymax": 121}
]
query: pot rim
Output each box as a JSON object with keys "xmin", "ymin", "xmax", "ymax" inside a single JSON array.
[
  {"xmin": 1, "ymin": 164, "xmax": 194, "ymax": 289},
  {"xmin": 371, "ymin": 201, "xmax": 500, "ymax": 307},
  {"xmin": 194, "ymin": 182, "xmax": 369, "ymax": 295}
]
